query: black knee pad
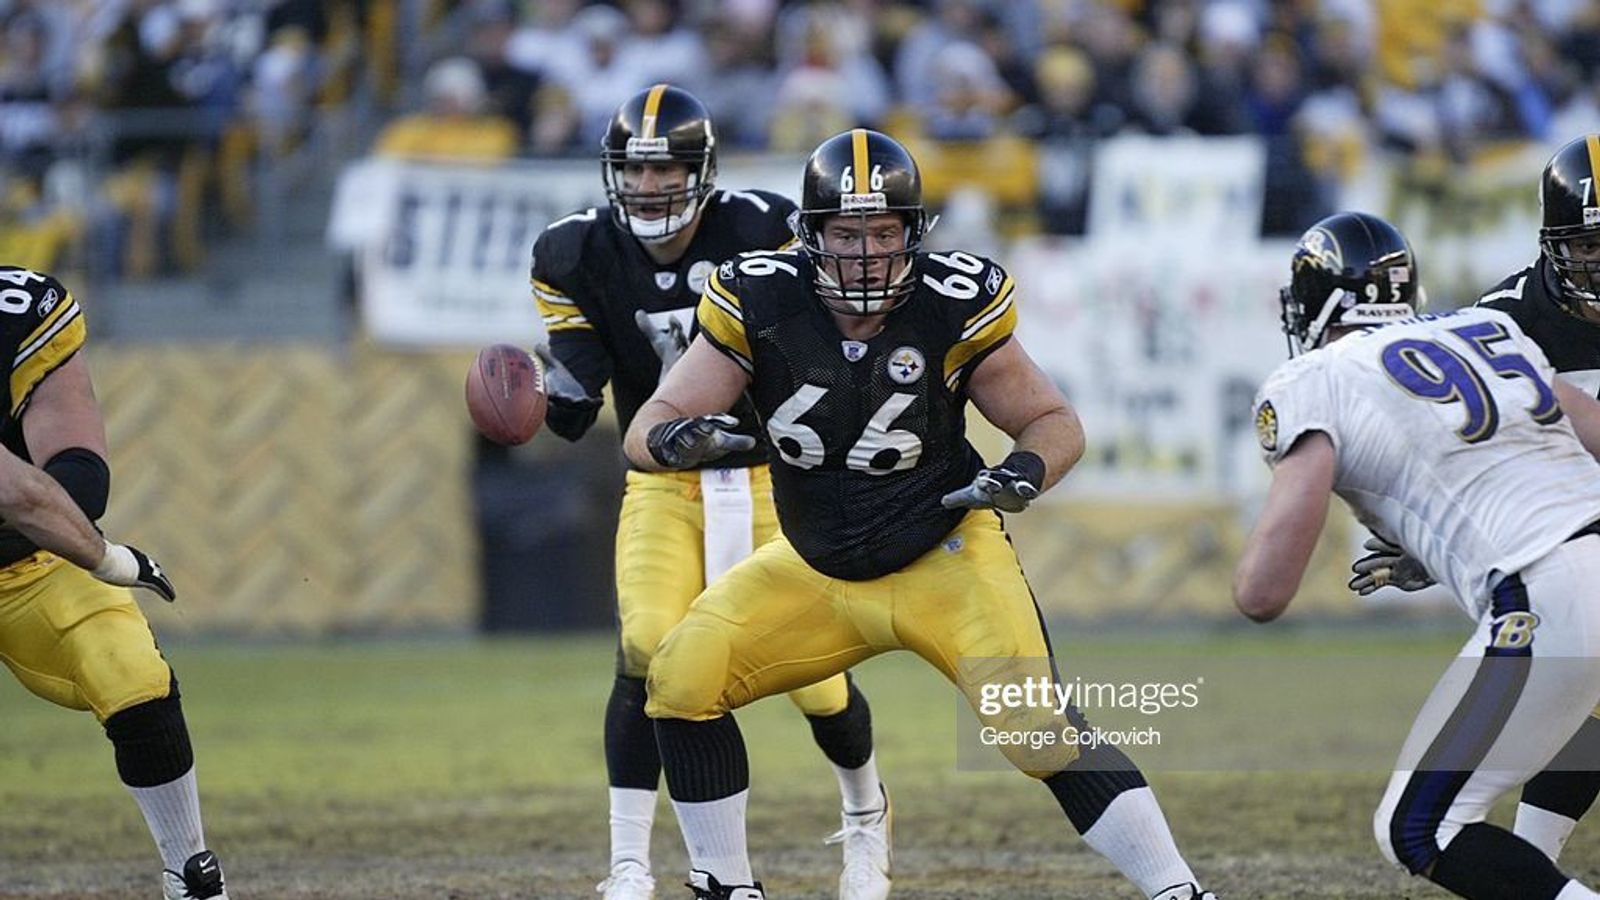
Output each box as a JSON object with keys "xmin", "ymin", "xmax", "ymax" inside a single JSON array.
[
  {"xmin": 606, "ymin": 675, "xmax": 662, "ymax": 790},
  {"xmin": 103, "ymin": 677, "xmax": 193, "ymax": 788},
  {"xmin": 1430, "ymin": 823, "xmax": 1570, "ymax": 900},
  {"xmin": 806, "ymin": 674, "xmax": 874, "ymax": 770},
  {"xmin": 1043, "ymin": 742, "xmax": 1148, "ymax": 834},
  {"xmin": 655, "ymin": 715, "xmax": 749, "ymax": 803}
]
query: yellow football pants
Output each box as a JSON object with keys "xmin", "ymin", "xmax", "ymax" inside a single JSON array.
[
  {"xmin": 0, "ymin": 551, "xmax": 172, "ymax": 722},
  {"xmin": 646, "ymin": 508, "xmax": 1077, "ymax": 775},
  {"xmin": 616, "ymin": 466, "xmax": 848, "ymax": 717}
]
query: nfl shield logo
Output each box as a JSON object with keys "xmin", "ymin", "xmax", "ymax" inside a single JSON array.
[
  {"xmin": 841, "ymin": 341, "xmax": 869, "ymax": 362},
  {"xmin": 655, "ymin": 271, "xmax": 678, "ymax": 291}
]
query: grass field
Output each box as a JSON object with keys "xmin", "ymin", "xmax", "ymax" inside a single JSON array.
[{"xmin": 3, "ymin": 626, "xmax": 1598, "ymax": 899}]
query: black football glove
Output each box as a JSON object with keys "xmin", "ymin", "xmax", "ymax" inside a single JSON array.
[
  {"xmin": 532, "ymin": 343, "xmax": 602, "ymax": 413},
  {"xmin": 634, "ymin": 310, "xmax": 690, "ymax": 375},
  {"xmin": 646, "ymin": 414, "xmax": 757, "ymax": 469},
  {"xmin": 92, "ymin": 541, "xmax": 177, "ymax": 602},
  {"xmin": 1348, "ymin": 535, "xmax": 1435, "ymax": 596},
  {"xmin": 940, "ymin": 451, "xmax": 1046, "ymax": 513}
]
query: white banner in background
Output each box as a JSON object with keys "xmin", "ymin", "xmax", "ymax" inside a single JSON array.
[
  {"xmin": 1087, "ymin": 136, "xmax": 1266, "ymax": 244},
  {"xmin": 1009, "ymin": 237, "xmax": 1293, "ymax": 499},
  {"xmin": 329, "ymin": 156, "xmax": 805, "ymax": 347}
]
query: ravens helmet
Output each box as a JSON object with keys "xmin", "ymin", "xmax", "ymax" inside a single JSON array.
[
  {"xmin": 797, "ymin": 129, "xmax": 928, "ymax": 316},
  {"xmin": 601, "ymin": 84, "xmax": 717, "ymax": 243},
  {"xmin": 1539, "ymin": 134, "xmax": 1600, "ymax": 313},
  {"xmin": 1281, "ymin": 212, "xmax": 1420, "ymax": 356}
]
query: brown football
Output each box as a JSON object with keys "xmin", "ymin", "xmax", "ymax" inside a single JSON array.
[{"xmin": 465, "ymin": 344, "xmax": 547, "ymax": 445}]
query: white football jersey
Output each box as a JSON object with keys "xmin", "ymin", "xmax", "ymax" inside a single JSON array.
[{"xmin": 1254, "ymin": 306, "xmax": 1600, "ymax": 617}]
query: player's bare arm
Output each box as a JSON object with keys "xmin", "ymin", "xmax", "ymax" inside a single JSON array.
[
  {"xmin": 0, "ymin": 440, "xmax": 107, "ymax": 568},
  {"xmin": 23, "ymin": 354, "xmax": 109, "ymax": 462},
  {"xmin": 1234, "ymin": 431, "xmax": 1335, "ymax": 623},
  {"xmin": 623, "ymin": 335, "xmax": 753, "ymax": 471},
  {"xmin": 964, "ymin": 337, "xmax": 1083, "ymax": 492},
  {"xmin": 14, "ymin": 355, "xmax": 175, "ymax": 600},
  {"xmin": 1553, "ymin": 376, "xmax": 1600, "ymax": 460}
]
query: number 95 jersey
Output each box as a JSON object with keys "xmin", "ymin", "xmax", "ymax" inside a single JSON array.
[
  {"xmin": 1254, "ymin": 307, "xmax": 1600, "ymax": 617},
  {"xmin": 696, "ymin": 248, "xmax": 1017, "ymax": 581}
]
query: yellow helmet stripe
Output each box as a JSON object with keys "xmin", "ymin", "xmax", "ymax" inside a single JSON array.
[
  {"xmin": 851, "ymin": 128, "xmax": 870, "ymax": 195},
  {"xmin": 1588, "ymin": 134, "xmax": 1600, "ymax": 186},
  {"xmin": 640, "ymin": 83, "xmax": 670, "ymax": 139}
]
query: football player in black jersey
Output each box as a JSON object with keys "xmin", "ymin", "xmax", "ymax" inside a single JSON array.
[
  {"xmin": 0, "ymin": 266, "xmax": 227, "ymax": 900},
  {"xmin": 1473, "ymin": 134, "xmax": 1600, "ymax": 865},
  {"xmin": 623, "ymin": 130, "xmax": 1214, "ymax": 900},
  {"xmin": 529, "ymin": 86, "xmax": 889, "ymax": 900}
]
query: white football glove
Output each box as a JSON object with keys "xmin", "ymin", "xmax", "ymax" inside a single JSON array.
[
  {"xmin": 634, "ymin": 310, "xmax": 690, "ymax": 375},
  {"xmin": 92, "ymin": 540, "xmax": 176, "ymax": 602},
  {"xmin": 1348, "ymin": 535, "xmax": 1435, "ymax": 596},
  {"xmin": 646, "ymin": 414, "xmax": 757, "ymax": 469}
]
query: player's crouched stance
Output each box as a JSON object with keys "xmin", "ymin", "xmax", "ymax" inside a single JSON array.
[
  {"xmin": 623, "ymin": 131, "xmax": 1215, "ymax": 900},
  {"xmin": 0, "ymin": 267, "xmax": 228, "ymax": 899},
  {"xmin": 1235, "ymin": 214, "xmax": 1600, "ymax": 900}
]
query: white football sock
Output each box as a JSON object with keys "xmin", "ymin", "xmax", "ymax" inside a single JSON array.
[
  {"xmin": 833, "ymin": 753, "xmax": 883, "ymax": 814},
  {"xmin": 1080, "ymin": 787, "xmax": 1196, "ymax": 898},
  {"xmin": 672, "ymin": 790, "xmax": 754, "ymax": 886},
  {"xmin": 1557, "ymin": 880, "xmax": 1600, "ymax": 899},
  {"xmin": 610, "ymin": 787, "xmax": 656, "ymax": 872},
  {"xmin": 1515, "ymin": 802, "xmax": 1578, "ymax": 862},
  {"xmin": 126, "ymin": 767, "xmax": 205, "ymax": 872}
]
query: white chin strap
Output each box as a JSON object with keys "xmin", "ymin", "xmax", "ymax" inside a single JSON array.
[
  {"xmin": 623, "ymin": 175, "xmax": 701, "ymax": 244},
  {"xmin": 817, "ymin": 261, "xmax": 914, "ymax": 314},
  {"xmin": 627, "ymin": 205, "xmax": 697, "ymax": 244}
]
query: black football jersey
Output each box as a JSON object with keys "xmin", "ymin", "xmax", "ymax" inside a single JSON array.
[
  {"xmin": 0, "ymin": 266, "xmax": 89, "ymax": 564},
  {"xmin": 530, "ymin": 189, "xmax": 798, "ymax": 468},
  {"xmin": 1477, "ymin": 257, "xmax": 1600, "ymax": 395},
  {"xmin": 697, "ymin": 249, "xmax": 1018, "ymax": 581}
]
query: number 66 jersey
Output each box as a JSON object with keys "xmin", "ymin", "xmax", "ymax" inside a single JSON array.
[
  {"xmin": 1254, "ymin": 306, "xmax": 1600, "ymax": 617},
  {"xmin": 696, "ymin": 248, "xmax": 1016, "ymax": 582}
]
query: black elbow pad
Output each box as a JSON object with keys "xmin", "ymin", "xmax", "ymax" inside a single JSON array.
[{"xmin": 43, "ymin": 447, "xmax": 110, "ymax": 520}]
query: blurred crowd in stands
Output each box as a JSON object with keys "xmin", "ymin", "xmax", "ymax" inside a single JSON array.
[{"xmin": 4, "ymin": 0, "xmax": 1599, "ymax": 278}]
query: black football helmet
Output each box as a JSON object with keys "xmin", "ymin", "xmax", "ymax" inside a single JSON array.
[
  {"xmin": 1280, "ymin": 212, "xmax": 1420, "ymax": 356},
  {"xmin": 797, "ymin": 129, "xmax": 928, "ymax": 316},
  {"xmin": 1540, "ymin": 134, "xmax": 1600, "ymax": 313},
  {"xmin": 601, "ymin": 83, "xmax": 717, "ymax": 244}
]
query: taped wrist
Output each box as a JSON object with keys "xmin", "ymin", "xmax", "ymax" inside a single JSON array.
[
  {"xmin": 1000, "ymin": 450, "xmax": 1046, "ymax": 489},
  {"xmin": 43, "ymin": 447, "xmax": 109, "ymax": 520}
]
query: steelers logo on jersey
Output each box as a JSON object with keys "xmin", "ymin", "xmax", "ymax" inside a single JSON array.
[
  {"xmin": 887, "ymin": 346, "xmax": 925, "ymax": 384},
  {"xmin": 688, "ymin": 260, "xmax": 716, "ymax": 295},
  {"xmin": 1255, "ymin": 401, "xmax": 1278, "ymax": 451}
]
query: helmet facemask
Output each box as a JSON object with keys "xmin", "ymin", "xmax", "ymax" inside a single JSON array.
[
  {"xmin": 1541, "ymin": 225, "xmax": 1600, "ymax": 316},
  {"xmin": 799, "ymin": 206, "xmax": 927, "ymax": 316},
  {"xmin": 601, "ymin": 136, "xmax": 716, "ymax": 245}
]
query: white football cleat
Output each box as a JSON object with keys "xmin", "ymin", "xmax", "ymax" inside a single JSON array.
[
  {"xmin": 1151, "ymin": 884, "xmax": 1218, "ymax": 900},
  {"xmin": 598, "ymin": 861, "xmax": 657, "ymax": 900},
  {"xmin": 161, "ymin": 850, "xmax": 228, "ymax": 900},
  {"xmin": 826, "ymin": 785, "xmax": 892, "ymax": 900}
]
